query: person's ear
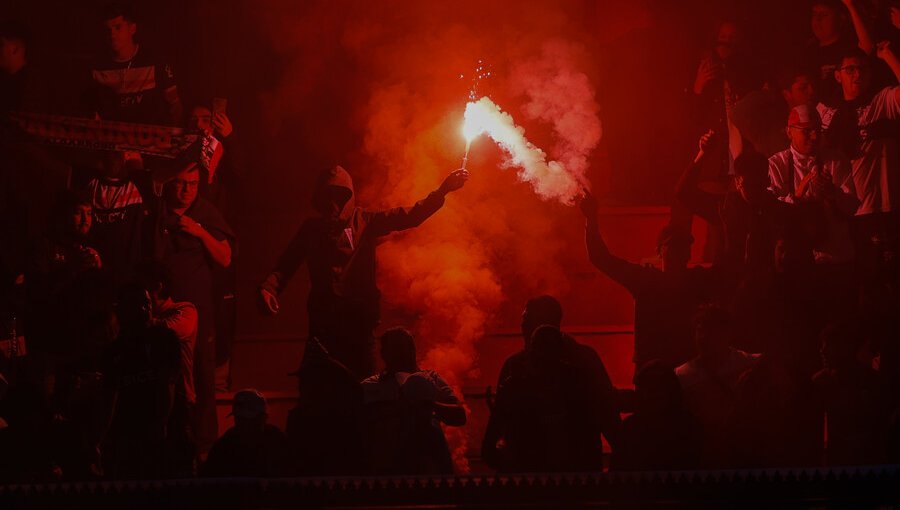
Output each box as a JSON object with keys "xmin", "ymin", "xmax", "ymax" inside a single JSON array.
[
  {"xmin": 834, "ymin": 69, "xmax": 841, "ymax": 84},
  {"xmin": 781, "ymin": 89, "xmax": 791, "ymax": 103},
  {"xmin": 128, "ymin": 22, "xmax": 137, "ymax": 38}
]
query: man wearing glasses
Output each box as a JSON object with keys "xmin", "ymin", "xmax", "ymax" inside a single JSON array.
[
  {"xmin": 768, "ymin": 105, "xmax": 858, "ymax": 264},
  {"xmin": 817, "ymin": 43, "xmax": 900, "ymax": 281}
]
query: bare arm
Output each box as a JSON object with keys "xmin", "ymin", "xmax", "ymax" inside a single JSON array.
[
  {"xmin": 876, "ymin": 42, "xmax": 900, "ymax": 103},
  {"xmin": 843, "ymin": 0, "xmax": 875, "ymax": 54}
]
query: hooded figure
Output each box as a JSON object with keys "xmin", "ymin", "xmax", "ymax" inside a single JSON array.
[{"xmin": 258, "ymin": 166, "xmax": 467, "ymax": 379}]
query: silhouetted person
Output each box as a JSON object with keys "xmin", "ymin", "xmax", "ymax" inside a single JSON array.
[
  {"xmin": 769, "ymin": 104, "xmax": 858, "ymax": 264},
  {"xmin": 820, "ymin": 45, "xmax": 900, "ymax": 286},
  {"xmin": 147, "ymin": 159, "xmax": 235, "ymax": 454},
  {"xmin": 801, "ymin": 0, "xmax": 862, "ymax": 106},
  {"xmin": 202, "ymin": 389, "xmax": 288, "ymax": 477},
  {"xmin": 361, "ymin": 327, "xmax": 465, "ymax": 475},
  {"xmin": 730, "ymin": 353, "xmax": 822, "ymax": 468},
  {"xmin": 676, "ymin": 131, "xmax": 798, "ymax": 275},
  {"xmin": 86, "ymin": 3, "xmax": 182, "ymax": 125},
  {"xmin": 85, "ymin": 151, "xmax": 147, "ymax": 288},
  {"xmin": 488, "ymin": 325, "xmax": 610, "ymax": 472},
  {"xmin": 135, "ymin": 259, "xmax": 198, "ymax": 477},
  {"xmin": 26, "ymin": 191, "xmax": 110, "ymax": 364},
  {"xmin": 285, "ymin": 339, "xmax": 364, "ymax": 475},
  {"xmin": 98, "ymin": 284, "xmax": 180, "ymax": 479},
  {"xmin": 582, "ymin": 192, "xmax": 721, "ymax": 369},
  {"xmin": 813, "ymin": 319, "xmax": 889, "ymax": 466},
  {"xmin": 258, "ymin": 166, "xmax": 468, "ymax": 379},
  {"xmin": 731, "ymin": 232, "xmax": 833, "ymax": 374},
  {"xmin": 186, "ymin": 102, "xmax": 242, "ymax": 391},
  {"xmin": 676, "ymin": 304, "xmax": 758, "ymax": 468},
  {"xmin": 482, "ymin": 295, "xmax": 620, "ymax": 470},
  {"xmin": 611, "ymin": 360, "xmax": 701, "ymax": 471}
]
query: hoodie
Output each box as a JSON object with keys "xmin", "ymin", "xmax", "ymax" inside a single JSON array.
[{"xmin": 260, "ymin": 166, "xmax": 445, "ymax": 323}]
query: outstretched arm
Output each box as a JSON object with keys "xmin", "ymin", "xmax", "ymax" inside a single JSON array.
[{"xmin": 368, "ymin": 169, "xmax": 469, "ymax": 236}]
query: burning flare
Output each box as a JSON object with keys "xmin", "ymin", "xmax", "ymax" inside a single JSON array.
[{"xmin": 462, "ymin": 96, "xmax": 586, "ymax": 205}]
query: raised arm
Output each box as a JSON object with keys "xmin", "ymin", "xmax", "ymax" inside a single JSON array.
[
  {"xmin": 876, "ymin": 41, "xmax": 900, "ymax": 104},
  {"xmin": 843, "ymin": 0, "xmax": 875, "ymax": 54},
  {"xmin": 368, "ymin": 169, "xmax": 468, "ymax": 236},
  {"xmin": 580, "ymin": 190, "xmax": 645, "ymax": 290},
  {"xmin": 675, "ymin": 130, "xmax": 721, "ymax": 224}
]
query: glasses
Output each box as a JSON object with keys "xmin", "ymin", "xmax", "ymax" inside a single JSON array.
[
  {"xmin": 839, "ymin": 65, "xmax": 866, "ymax": 75},
  {"xmin": 789, "ymin": 125, "xmax": 821, "ymax": 136}
]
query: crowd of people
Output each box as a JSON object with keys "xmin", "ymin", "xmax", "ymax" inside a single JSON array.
[{"xmin": 0, "ymin": 0, "xmax": 900, "ymax": 482}]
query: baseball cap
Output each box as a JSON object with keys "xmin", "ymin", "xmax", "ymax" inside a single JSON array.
[{"xmin": 787, "ymin": 104, "xmax": 821, "ymax": 129}]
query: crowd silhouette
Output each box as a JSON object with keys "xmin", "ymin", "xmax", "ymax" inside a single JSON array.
[{"xmin": 1, "ymin": 0, "xmax": 900, "ymax": 482}]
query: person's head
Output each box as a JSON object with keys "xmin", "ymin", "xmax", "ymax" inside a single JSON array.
[
  {"xmin": 779, "ymin": 69, "xmax": 816, "ymax": 108},
  {"xmin": 819, "ymin": 319, "xmax": 863, "ymax": 371},
  {"xmin": 230, "ymin": 389, "xmax": 268, "ymax": 431},
  {"xmin": 115, "ymin": 283, "xmax": 152, "ymax": 331},
  {"xmin": 312, "ymin": 166, "xmax": 355, "ymax": 222},
  {"xmin": 521, "ymin": 295, "xmax": 563, "ymax": 345},
  {"xmin": 100, "ymin": 151, "xmax": 128, "ymax": 179},
  {"xmin": 52, "ymin": 190, "xmax": 93, "ymax": 238},
  {"xmin": 528, "ymin": 325, "xmax": 567, "ymax": 369},
  {"xmin": 166, "ymin": 164, "xmax": 201, "ymax": 209},
  {"xmin": 786, "ymin": 104, "xmax": 822, "ymax": 156},
  {"xmin": 656, "ymin": 224, "xmax": 693, "ymax": 272},
  {"xmin": 713, "ymin": 20, "xmax": 742, "ymax": 60},
  {"xmin": 133, "ymin": 259, "xmax": 172, "ymax": 309},
  {"xmin": 835, "ymin": 48, "xmax": 872, "ymax": 101},
  {"xmin": 102, "ymin": 3, "xmax": 137, "ymax": 56},
  {"xmin": 187, "ymin": 105, "xmax": 212, "ymax": 135},
  {"xmin": 633, "ymin": 359, "xmax": 684, "ymax": 415},
  {"xmin": 0, "ymin": 21, "xmax": 28, "ymax": 75},
  {"xmin": 811, "ymin": 0, "xmax": 846, "ymax": 46},
  {"xmin": 890, "ymin": 1, "xmax": 900, "ymax": 29},
  {"xmin": 733, "ymin": 149, "xmax": 770, "ymax": 204},
  {"xmin": 693, "ymin": 304, "xmax": 733, "ymax": 361},
  {"xmin": 379, "ymin": 327, "xmax": 417, "ymax": 373}
]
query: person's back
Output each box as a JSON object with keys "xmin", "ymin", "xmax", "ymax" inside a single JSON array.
[
  {"xmin": 203, "ymin": 423, "xmax": 288, "ymax": 478},
  {"xmin": 493, "ymin": 326, "xmax": 606, "ymax": 472},
  {"xmin": 361, "ymin": 328, "xmax": 465, "ymax": 475},
  {"xmin": 202, "ymin": 389, "xmax": 288, "ymax": 477}
]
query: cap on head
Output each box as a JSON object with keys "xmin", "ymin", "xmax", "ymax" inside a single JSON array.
[
  {"xmin": 787, "ymin": 104, "xmax": 822, "ymax": 129},
  {"xmin": 230, "ymin": 389, "xmax": 267, "ymax": 419}
]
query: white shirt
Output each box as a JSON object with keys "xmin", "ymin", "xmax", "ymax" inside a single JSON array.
[
  {"xmin": 818, "ymin": 86, "xmax": 900, "ymax": 215},
  {"xmin": 768, "ymin": 147, "xmax": 858, "ymax": 262}
]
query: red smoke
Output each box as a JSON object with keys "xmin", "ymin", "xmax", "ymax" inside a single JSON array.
[{"xmin": 249, "ymin": 0, "xmax": 617, "ymax": 471}]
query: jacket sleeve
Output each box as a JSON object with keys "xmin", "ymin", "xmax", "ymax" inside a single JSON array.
[
  {"xmin": 259, "ymin": 223, "xmax": 311, "ymax": 295},
  {"xmin": 366, "ymin": 191, "xmax": 446, "ymax": 237}
]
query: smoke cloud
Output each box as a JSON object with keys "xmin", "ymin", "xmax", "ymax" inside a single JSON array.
[{"xmin": 249, "ymin": 0, "xmax": 605, "ymax": 471}]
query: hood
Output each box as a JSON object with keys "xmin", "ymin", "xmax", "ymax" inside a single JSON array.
[{"xmin": 313, "ymin": 165, "xmax": 356, "ymax": 222}]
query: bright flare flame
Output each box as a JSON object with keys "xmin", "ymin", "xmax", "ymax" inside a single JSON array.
[{"xmin": 461, "ymin": 97, "xmax": 586, "ymax": 204}]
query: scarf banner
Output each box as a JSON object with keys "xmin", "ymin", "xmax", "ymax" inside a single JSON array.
[{"xmin": 10, "ymin": 111, "xmax": 199, "ymax": 158}]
